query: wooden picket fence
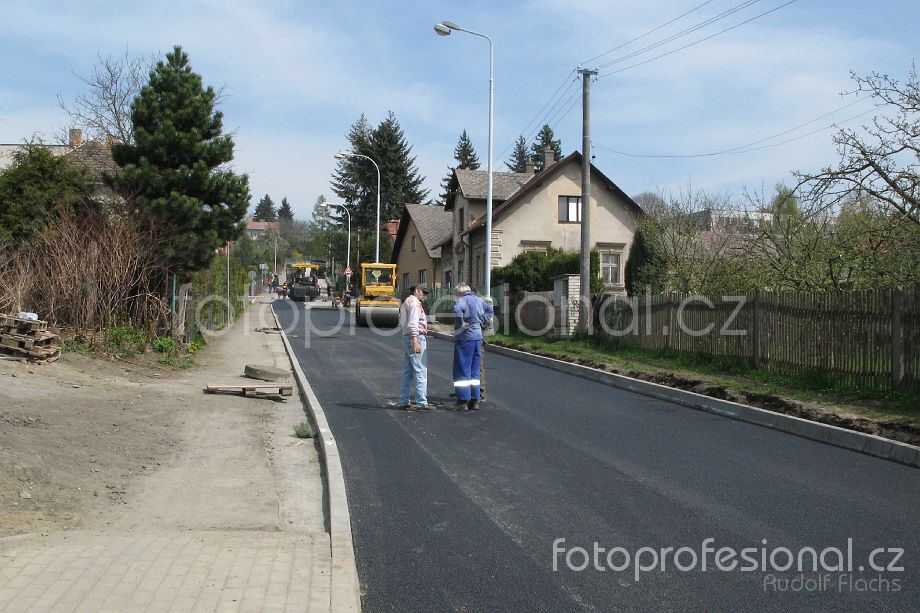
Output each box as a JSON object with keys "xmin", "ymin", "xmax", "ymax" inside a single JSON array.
[{"xmin": 595, "ymin": 287, "xmax": 920, "ymax": 391}]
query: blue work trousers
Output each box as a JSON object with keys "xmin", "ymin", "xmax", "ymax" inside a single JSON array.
[{"xmin": 452, "ymin": 339, "xmax": 482, "ymax": 401}]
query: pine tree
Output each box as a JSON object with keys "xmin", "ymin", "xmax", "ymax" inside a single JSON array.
[
  {"xmin": 439, "ymin": 129, "xmax": 481, "ymax": 204},
  {"xmin": 530, "ymin": 124, "xmax": 563, "ymax": 172},
  {"xmin": 109, "ymin": 46, "xmax": 250, "ymax": 278},
  {"xmin": 506, "ymin": 135, "xmax": 530, "ymax": 172},
  {"xmin": 331, "ymin": 114, "xmax": 374, "ymax": 232},
  {"xmin": 332, "ymin": 112, "xmax": 428, "ymax": 240},
  {"xmin": 277, "ymin": 196, "xmax": 295, "ymax": 221},
  {"xmin": 253, "ymin": 194, "xmax": 276, "ymax": 221},
  {"xmin": 454, "ymin": 130, "xmax": 480, "ymax": 170},
  {"xmin": 369, "ymin": 111, "xmax": 429, "ymax": 223}
]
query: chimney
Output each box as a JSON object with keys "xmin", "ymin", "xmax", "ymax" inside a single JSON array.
[
  {"xmin": 542, "ymin": 144, "xmax": 555, "ymax": 169},
  {"xmin": 525, "ymin": 157, "xmax": 535, "ymax": 175},
  {"xmin": 69, "ymin": 128, "xmax": 83, "ymax": 147}
]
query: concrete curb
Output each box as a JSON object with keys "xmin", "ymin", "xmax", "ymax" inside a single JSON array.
[
  {"xmin": 273, "ymin": 309, "xmax": 362, "ymax": 612},
  {"xmin": 428, "ymin": 330, "xmax": 920, "ymax": 469}
]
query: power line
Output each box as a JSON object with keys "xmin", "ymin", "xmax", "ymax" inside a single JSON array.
[
  {"xmin": 592, "ymin": 100, "xmax": 882, "ymax": 159},
  {"xmin": 504, "ymin": 1, "xmax": 744, "ymax": 160},
  {"xmin": 595, "ymin": 0, "xmax": 763, "ymax": 71},
  {"xmin": 496, "ymin": 73, "xmax": 579, "ymax": 162},
  {"xmin": 597, "ymin": 0, "xmax": 800, "ymax": 79},
  {"xmin": 497, "ymin": 69, "xmax": 575, "ymax": 159},
  {"xmin": 580, "ymin": 0, "xmax": 719, "ymax": 66}
]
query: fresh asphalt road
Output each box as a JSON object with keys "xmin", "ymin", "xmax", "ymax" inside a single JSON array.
[{"xmin": 274, "ymin": 302, "xmax": 919, "ymax": 613}]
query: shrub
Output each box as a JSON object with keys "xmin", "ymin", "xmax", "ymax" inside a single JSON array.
[
  {"xmin": 493, "ymin": 247, "xmax": 604, "ymax": 294},
  {"xmin": 152, "ymin": 336, "xmax": 175, "ymax": 354},
  {"xmin": 294, "ymin": 421, "xmax": 315, "ymax": 439}
]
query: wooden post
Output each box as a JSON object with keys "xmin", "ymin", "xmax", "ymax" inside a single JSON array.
[
  {"xmin": 752, "ymin": 290, "xmax": 762, "ymax": 370},
  {"xmin": 666, "ymin": 293, "xmax": 676, "ymax": 351},
  {"xmin": 892, "ymin": 287, "xmax": 905, "ymax": 388}
]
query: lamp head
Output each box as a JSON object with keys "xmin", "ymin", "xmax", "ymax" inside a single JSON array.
[
  {"xmin": 434, "ymin": 22, "xmax": 451, "ymax": 36},
  {"xmin": 334, "ymin": 150, "xmax": 349, "ymax": 159}
]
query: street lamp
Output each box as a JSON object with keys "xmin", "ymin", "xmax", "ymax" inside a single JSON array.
[
  {"xmin": 319, "ymin": 201, "xmax": 351, "ymax": 288},
  {"xmin": 334, "ymin": 150, "xmax": 382, "ymax": 263},
  {"xmin": 435, "ymin": 20, "xmax": 494, "ymax": 296}
]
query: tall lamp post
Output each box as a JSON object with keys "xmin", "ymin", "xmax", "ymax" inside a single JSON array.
[
  {"xmin": 435, "ymin": 20, "xmax": 494, "ymax": 296},
  {"xmin": 319, "ymin": 201, "xmax": 351, "ymax": 289},
  {"xmin": 334, "ymin": 150, "xmax": 382, "ymax": 263}
]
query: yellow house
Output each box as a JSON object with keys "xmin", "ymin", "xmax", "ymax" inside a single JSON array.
[
  {"xmin": 446, "ymin": 150, "xmax": 642, "ymax": 292},
  {"xmin": 391, "ymin": 203, "xmax": 453, "ymax": 291}
]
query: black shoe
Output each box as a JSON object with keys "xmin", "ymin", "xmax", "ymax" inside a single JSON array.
[
  {"xmin": 467, "ymin": 399, "xmax": 480, "ymax": 411},
  {"xmin": 452, "ymin": 400, "xmax": 468, "ymax": 411}
]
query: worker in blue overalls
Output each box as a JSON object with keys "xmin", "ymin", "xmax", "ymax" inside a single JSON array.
[{"xmin": 451, "ymin": 284, "xmax": 494, "ymax": 411}]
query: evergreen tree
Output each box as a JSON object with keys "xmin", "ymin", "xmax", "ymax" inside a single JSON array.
[
  {"xmin": 331, "ymin": 112, "xmax": 428, "ymax": 242},
  {"xmin": 253, "ymin": 194, "xmax": 276, "ymax": 221},
  {"xmin": 506, "ymin": 135, "xmax": 530, "ymax": 173},
  {"xmin": 0, "ymin": 144, "xmax": 95, "ymax": 246},
  {"xmin": 624, "ymin": 227, "xmax": 668, "ymax": 296},
  {"xmin": 439, "ymin": 129, "xmax": 481, "ymax": 204},
  {"xmin": 369, "ymin": 111, "xmax": 429, "ymax": 222},
  {"xmin": 530, "ymin": 124, "xmax": 563, "ymax": 172},
  {"xmin": 454, "ymin": 130, "xmax": 480, "ymax": 170},
  {"xmin": 330, "ymin": 114, "xmax": 374, "ymax": 231},
  {"xmin": 109, "ymin": 46, "xmax": 250, "ymax": 278},
  {"xmin": 277, "ymin": 196, "xmax": 295, "ymax": 221}
]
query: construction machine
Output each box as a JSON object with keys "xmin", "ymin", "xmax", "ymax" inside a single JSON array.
[
  {"xmin": 286, "ymin": 262, "xmax": 321, "ymax": 302},
  {"xmin": 355, "ymin": 262, "xmax": 400, "ymax": 327}
]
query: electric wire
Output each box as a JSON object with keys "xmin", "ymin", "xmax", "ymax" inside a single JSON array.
[
  {"xmin": 580, "ymin": 0, "xmax": 719, "ymax": 66},
  {"xmin": 592, "ymin": 100, "xmax": 882, "ymax": 159},
  {"xmin": 595, "ymin": 0, "xmax": 763, "ymax": 71},
  {"xmin": 597, "ymin": 0, "xmax": 800, "ymax": 79}
]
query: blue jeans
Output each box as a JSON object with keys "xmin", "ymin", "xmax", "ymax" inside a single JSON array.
[{"xmin": 399, "ymin": 335, "xmax": 428, "ymax": 406}]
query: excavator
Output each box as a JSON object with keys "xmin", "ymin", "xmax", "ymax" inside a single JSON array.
[{"xmin": 355, "ymin": 262, "xmax": 400, "ymax": 327}]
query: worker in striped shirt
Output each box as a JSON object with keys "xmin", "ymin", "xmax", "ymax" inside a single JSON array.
[{"xmin": 398, "ymin": 284, "xmax": 435, "ymax": 411}]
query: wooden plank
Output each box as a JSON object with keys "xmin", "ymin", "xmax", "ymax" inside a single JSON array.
[{"xmin": 205, "ymin": 384, "xmax": 293, "ymax": 397}]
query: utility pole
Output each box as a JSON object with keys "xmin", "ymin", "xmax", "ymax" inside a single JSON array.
[{"xmin": 578, "ymin": 67, "xmax": 597, "ymax": 335}]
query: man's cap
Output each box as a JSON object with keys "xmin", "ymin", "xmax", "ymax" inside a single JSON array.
[{"xmin": 410, "ymin": 284, "xmax": 430, "ymax": 294}]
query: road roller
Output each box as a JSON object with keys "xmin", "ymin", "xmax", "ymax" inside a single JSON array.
[{"xmin": 355, "ymin": 262, "xmax": 400, "ymax": 327}]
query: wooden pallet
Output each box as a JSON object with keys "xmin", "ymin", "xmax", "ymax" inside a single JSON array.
[
  {"xmin": 0, "ymin": 315, "xmax": 47, "ymax": 334},
  {"xmin": 205, "ymin": 383, "xmax": 293, "ymax": 398},
  {"xmin": 1, "ymin": 332, "xmax": 58, "ymax": 351}
]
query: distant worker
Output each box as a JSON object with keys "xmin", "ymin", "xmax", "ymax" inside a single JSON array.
[
  {"xmin": 398, "ymin": 285, "xmax": 435, "ymax": 411},
  {"xmin": 451, "ymin": 284, "xmax": 493, "ymax": 411}
]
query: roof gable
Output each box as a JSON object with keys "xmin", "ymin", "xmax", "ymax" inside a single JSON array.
[
  {"xmin": 446, "ymin": 168, "xmax": 532, "ymax": 210},
  {"xmin": 463, "ymin": 151, "xmax": 643, "ymax": 234},
  {"xmin": 391, "ymin": 203, "xmax": 453, "ymax": 261}
]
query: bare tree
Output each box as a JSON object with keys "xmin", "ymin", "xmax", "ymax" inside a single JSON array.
[
  {"xmin": 57, "ymin": 48, "xmax": 153, "ymax": 145},
  {"xmin": 796, "ymin": 65, "xmax": 920, "ymax": 226}
]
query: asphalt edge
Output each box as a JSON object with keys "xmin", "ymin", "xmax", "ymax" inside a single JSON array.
[
  {"xmin": 272, "ymin": 307, "xmax": 362, "ymax": 613},
  {"xmin": 428, "ymin": 330, "xmax": 920, "ymax": 469}
]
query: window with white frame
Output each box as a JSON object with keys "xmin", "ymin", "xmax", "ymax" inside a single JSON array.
[
  {"xmin": 601, "ymin": 253, "xmax": 621, "ymax": 285},
  {"xmin": 411, "ymin": 235, "xmax": 417, "ymax": 252},
  {"xmin": 418, "ymin": 269, "xmax": 427, "ymax": 285},
  {"xmin": 402, "ymin": 272, "xmax": 410, "ymax": 291},
  {"xmin": 558, "ymin": 196, "xmax": 582, "ymax": 222}
]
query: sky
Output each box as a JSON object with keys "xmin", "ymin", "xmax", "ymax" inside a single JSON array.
[{"xmin": 1, "ymin": 0, "xmax": 917, "ymax": 219}]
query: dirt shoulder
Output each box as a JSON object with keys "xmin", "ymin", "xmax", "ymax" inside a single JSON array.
[{"xmin": 0, "ymin": 302, "xmax": 324, "ymax": 538}]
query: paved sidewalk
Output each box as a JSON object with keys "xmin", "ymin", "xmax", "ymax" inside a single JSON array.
[{"xmin": 0, "ymin": 302, "xmax": 334, "ymax": 612}]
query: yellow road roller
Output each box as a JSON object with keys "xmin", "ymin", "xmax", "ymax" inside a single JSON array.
[{"xmin": 355, "ymin": 262, "xmax": 400, "ymax": 327}]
